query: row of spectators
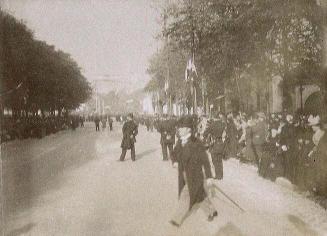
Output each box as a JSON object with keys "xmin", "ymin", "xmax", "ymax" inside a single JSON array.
[
  {"xmin": 218, "ymin": 111, "xmax": 327, "ymax": 205},
  {"xmin": 1, "ymin": 115, "xmax": 84, "ymax": 143}
]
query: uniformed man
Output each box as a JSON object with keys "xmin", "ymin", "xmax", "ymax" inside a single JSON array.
[
  {"xmin": 158, "ymin": 114, "xmax": 176, "ymax": 161},
  {"xmin": 252, "ymin": 112, "xmax": 268, "ymax": 174},
  {"xmin": 94, "ymin": 115, "xmax": 100, "ymax": 131},
  {"xmin": 225, "ymin": 113, "xmax": 237, "ymax": 159},
  {"xmin": 108, "ymin": 116, "xmax": 113, "ymax": 131},
  {"xmin": 120, "ymin": 113, "xmax": 138, "ymax": 162},
  {"xmin": 203, "ymin": 117, "xmax": 225, "ymax": 180},
  {"xmin": 279, "ymin": 114, "xmax": 296, "ymax": 182}
]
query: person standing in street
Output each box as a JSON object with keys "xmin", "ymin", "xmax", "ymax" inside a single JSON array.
[
  {"xmin": 308, "ymin": 115, "xmax": 327, "ymax": 199},
  {"xmin": 158, "ymin": 114, "xmax": 176, "ymax": 161},
  {"xmin": 170, "ymin": 116, "xmax": 217, "ymax": 227},
  {"xmin": 108, "ymin": 116, "xmax": 113, "ymax": 131},
  {"xmin": 120, "ymin": 113, "xmax": 138, "ymax": 162},
  {"xmin": 279, "ymin": 114, "xmax": 296, "ymax": 182},
  {"xmin": 79, "ymin": 116, "xmax": 84, "ymax": 127},
  {"xmin": 101, "ymin": 116, "xmax": 107, "ymax": 131},
  {"xmin": 252, "ymin": 112, "xmax": 268, "ymax": 174},
  {"xmin": 204, "ymin": 117, "xmax": 225, "ymax": 180},
  {"xmin": 94, "ymin": 115, "xmax": 100, "ymax": 131}
]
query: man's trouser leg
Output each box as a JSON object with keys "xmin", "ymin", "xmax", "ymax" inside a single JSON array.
[
  {"xmin": 161, "ymin": 143, "xmax": 168, "ymax": 160},
  {"xmin": 131, "ymin": 145, "xmax": 136, "ymax": 161},
  {"xmin": 120, "ymin": 148, "xmax": 127, "ymax": 161},
  {"xmin": 171, "ymin": 186, "xmax": 191, "ymax": 226},
  {"xmin": 211, "ymin": 153, "xmax": 223, "ymax": 180},
  {"xmin": 167, "ymin": 143, "xmax": 173, "ymax": 160}
]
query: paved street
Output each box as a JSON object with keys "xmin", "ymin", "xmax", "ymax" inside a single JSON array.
[{"xmin": 2, "ymin": 122, "xmax": 327, "ymax": 236}]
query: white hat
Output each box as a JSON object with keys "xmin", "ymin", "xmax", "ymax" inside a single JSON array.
[{"xmin": 308, "ymin": 115, "xmax": 320, "ymax": 126}]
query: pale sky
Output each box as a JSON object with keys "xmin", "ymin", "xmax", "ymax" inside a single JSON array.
[{"xmin": 2, "ymin": 0, "xmax": 162, "ymax": 93}]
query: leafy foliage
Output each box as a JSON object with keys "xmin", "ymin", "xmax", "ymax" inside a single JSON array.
[
  {"xmin": 1, "ymin": 11, "xmax": 92, "ymax": 115},
  {"xmin": 148, "ymin": 0, "xmax": 324, "ymax": 112}
]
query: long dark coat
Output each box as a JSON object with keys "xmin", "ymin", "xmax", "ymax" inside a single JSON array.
[
  {"xmin": 121, "ymin": 120, "xmax": 138, "ymax": 149},
  {"xmin": 252, "ymin": 121, "xmax": 267, "ymax": 145},
  {"xmin": 312, "ymin": 132, "xmax": 327, "ymax": 197},
  {"xmin": 172, "ymin": 138, "xmax": 212, "ymax": 209},
  {"xmin": 226, "ymin": 119, "xmax": 237, "ymax": 158}
]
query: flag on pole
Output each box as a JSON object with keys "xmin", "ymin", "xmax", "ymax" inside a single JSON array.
[{"xmin": 185, "ymin": 58, "xmax": 198, "ymax": 81}]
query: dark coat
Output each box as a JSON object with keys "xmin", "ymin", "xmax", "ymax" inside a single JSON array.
[
  {"xmin": 158, "ymin": 119, "xmax": 176, "ymax": 144},
  {"xmin": 279, "ymin": 123, "xmax": 295, "ymax": 149},
  {"xmin": 121, "ymin": 120, "xmax": 138, "ymax": 149},
  {"xmin": 172, "ymin": 138, "xmax": 212, "ymax": 209},
  {"xmin": 312, "ymin": 132, "xmax": 327, "ymax": 196},
  {"xmin": 252, "ymin": 121, "xmax": 267, "ymax": 146}
]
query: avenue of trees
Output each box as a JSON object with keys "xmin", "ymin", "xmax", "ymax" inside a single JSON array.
[
  {"xmin": 0, "ymin": 11, "xmax": 92, "ymax": 118},
  {"xmin": 146, "ymin": 0, "xmax": 326, "ymax": 114}
]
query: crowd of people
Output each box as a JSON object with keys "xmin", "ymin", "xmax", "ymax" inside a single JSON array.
[
  {"xmin": 1, "ymin": 115, "xmax": 85, "ymax": 143},
  {"xmin": 136, "ymin": 111, "xmax": 327, "ymax": 204}
]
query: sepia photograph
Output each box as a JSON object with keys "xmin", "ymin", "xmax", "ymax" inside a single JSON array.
[{"xmin": 1, "ymin": 0, "xmax": 327, "ymax": 235}]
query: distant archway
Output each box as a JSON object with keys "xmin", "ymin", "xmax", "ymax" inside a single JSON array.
[{"xmin": 304, "ymin": 91, "xmax": 323, "ymax": 115}]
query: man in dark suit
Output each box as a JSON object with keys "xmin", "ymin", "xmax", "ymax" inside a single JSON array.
[
  {"xmin": 252, "ymin": 112, "xmax": 268, "ymax": 173},
  {"xmin": 204, "ymin": 118, "xmax": 225, "ymax": 180},
  {"xmin": 158, "ymin": 114, "xmax": 176, "ymax": 161},
  {"xmin": 170, "ymin": 116, "xmax": 217, "ymax": 227},
  {"xmin": 108, "ymin": 116, "xmax": 113, "ymax": 131},
  {"xmin": 279, "ymin": 114, "xmax": 296, "ymax": 181},
  {"xmin": 94, "ymin": 115, "xmax": 100, "ymax": 131},
  {"xmin": 120, "ymin": 113, "xmax": 138, "ymax": 162}
]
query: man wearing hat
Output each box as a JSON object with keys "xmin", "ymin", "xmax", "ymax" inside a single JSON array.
[
  {"xmin": 170, "ymin": 116, "xmax": 217, "ymax": 227},
  {"xmin": 252, "ymin": 112, "xmax": 268, "ymax": 174},
  {"xmin": 120, "ymin": 113, "xmax": 138, "ymax": 162},
  {"xmin": 308, "ymin": 115, "xmax": 327, "ymax": 198},
  {"xmin": 157, "ymin": 114, "xmax": 176, "ymax": 161},
  {"xmin": 203, "ymin": 117, "xmax": 225, "ymax": 180},
  {"xmin": 279, "ymin": 114, "xmax": 296, "ymax": 182}
]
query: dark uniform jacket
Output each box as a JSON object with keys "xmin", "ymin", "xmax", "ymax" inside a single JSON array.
[
  {"xmin": 121, "ymin": 120, "xmax": 138, "ymax": 149},
  {"xmin": 312, "ymin": 132, "xmax": 327, "ymax": 196},
  {"xmin": 203, "ymin": 120, "xmax": 226, "ymax": 154},
  {"xmin": 279, "ymin": 123, "xmax": 295, "ymax": 149},
  {"xmin": 158, "ymin": 119, "xmax": 176, "ymax": 144},
  {"xmin": 172, "ymin": 138, "xmax": 212, "ymax": 209},
  {"xmin": 252, "ymin": 120, "xmax": 267, "ymax": 146}
]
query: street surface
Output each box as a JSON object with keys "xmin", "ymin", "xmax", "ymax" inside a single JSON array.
[{"xmin": 2, "ymin": 122, "xmax": 327, "ymax": 236}]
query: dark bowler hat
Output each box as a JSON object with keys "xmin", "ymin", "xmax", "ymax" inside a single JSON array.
[
  {"xmin": 177, "ymin": 115, "xmax": 195, "ymax": 129},
  {"xmin": 128, "ymin": 113, "xmax": 133, "ymax": 119}
]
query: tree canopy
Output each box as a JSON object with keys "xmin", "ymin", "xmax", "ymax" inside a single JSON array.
[
  {"xmin": 1, "ymin": 11, "xmax": 92, "ymax": 116},
  {"xmin": 146, "ymin": 0, "xmax": 324, "ymax": 113}
]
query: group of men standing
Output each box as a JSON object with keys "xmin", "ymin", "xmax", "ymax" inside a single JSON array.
[
  {"xmin": 223, "ymin": 111, "xmax": 327, "ymax": 199},
  {"xmin": 117, "ymin": 110, "xmax": 327, "ymax": 227},
  {"xmin": 94, "ymin": 115, "xmax": 113, "ymax": 132}
]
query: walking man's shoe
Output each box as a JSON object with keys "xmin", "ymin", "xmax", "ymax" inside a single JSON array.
[
  {"xmin": 208, "ymin": 211, "xmax": 218, "ymax": 222},
  {"xmin": 169, "ymin": 220, "xmax": 180, "ymax": 227}
]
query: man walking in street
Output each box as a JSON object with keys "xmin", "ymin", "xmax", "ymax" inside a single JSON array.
[
  {"xmin": 120, "ymin": 113, "xmax": 138, "ymax": 162},
  {"xmin": 279, "ymin": 114, "xmax": 296, "ymax": 182},
  {"xmin": 108, "ymin": 116, "xmax": 113, "ymax": 131},
  {"xmin": 94, "ymin": 115, "xmax": 100, "ymax": 131},
  {"xmin": 204, "ymin": 117, "xmax": 225, "ymax": 180},
  {"xmin": 170, "ymin": 116, "xmax": 217, "ymax": 227},
  {"xmin": 252, "ymin": 112, "xmax": 268, "ymax": 174},
  {"xmin": 158, "ymin": 114, "xmax": 176, "ymax": 161}
]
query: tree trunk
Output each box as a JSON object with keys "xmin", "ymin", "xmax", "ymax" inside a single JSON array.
[{"xmin": 317, "ymin": 0, "xmax": 327, "ymax": 116}]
